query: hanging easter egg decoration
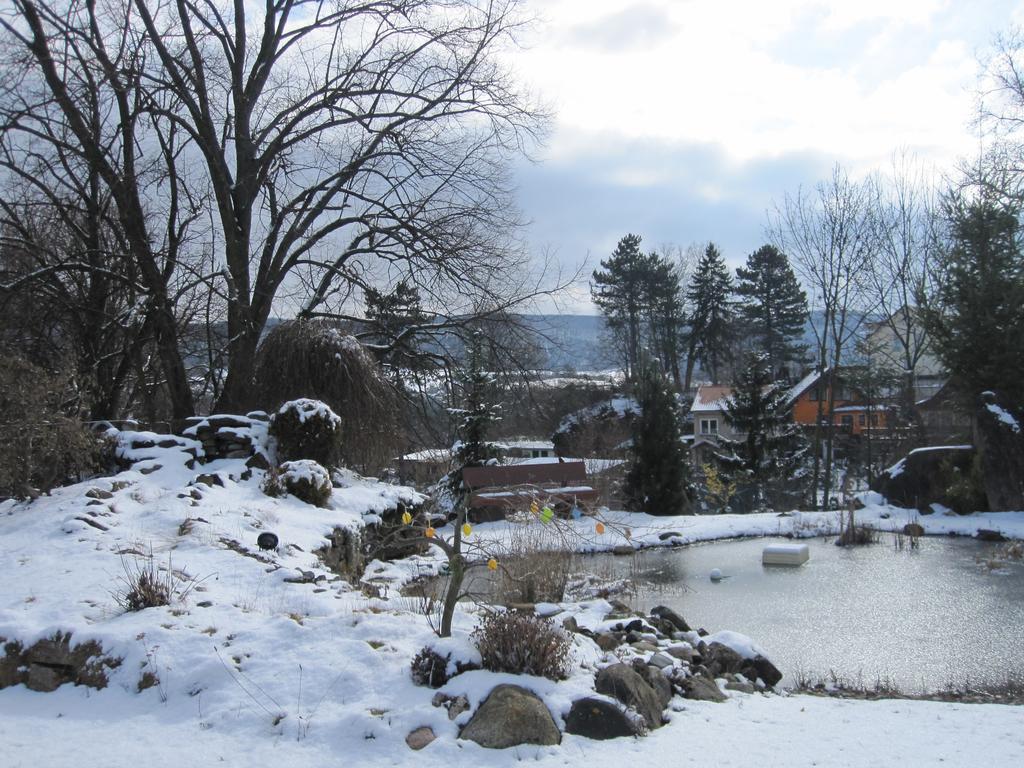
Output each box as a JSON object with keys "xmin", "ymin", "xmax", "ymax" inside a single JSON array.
[
  {"xmin": 425, "ymin": 526, "xmax": 436, "ymax": 538},
  {"xmin": 462, "ymin": 523, "xmax": 472, "ymax": 537},
  {"xmin": 541, "ymin": 506, "xmax": 554, "ymax": 523},
  {"xmin": 401, "ymin": 511, "xmax": 412, "ymax": 525},
  {"xmin": 487, "ymin": 558, "xmax": 498, "ymax": 571},
  {"xmin": 595, "ymin": 521, "xmax": 606, "ymax": 535},
  {"xmin": 529, "ymin": 499, "xmax": 539, "ymax": 516},
  {"xmin": 571, "ymin": 506, "xmax": 582, "ymax": 521}
]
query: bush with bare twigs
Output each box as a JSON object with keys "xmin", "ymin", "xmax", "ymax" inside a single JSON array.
[
  {"xmin": 113, "ymin": 553, "xmax": 200, "ymax": 612},
  {"xmin": 471, "ymin": 611, "xmax": 572, "ymax": 680},
  {"xmin": 410, "ymin": 646, "xmax": 451, "ymax": 688}
]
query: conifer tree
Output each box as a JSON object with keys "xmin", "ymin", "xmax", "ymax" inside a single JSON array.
[
  {"xmin": 734, "ymin": 245, "xmax": 809, "ymax": 378},
  {"xmin": 591, "ymin": 234, "xmax": 650, "ymax": 381},
  {"xmin": 684, "ymin": 243, "xmax": 735, "ymax": 388},
  {"xmin": 624, "ymin": 354, "xmax": 692, "ymax": 515},
  {"xmin": 922, "ymin": 196, "xmax": 1024, "ymax": 406},
  {"xmin": 717, "ymin": 353, "xmax": 807, "ymax": 511}
]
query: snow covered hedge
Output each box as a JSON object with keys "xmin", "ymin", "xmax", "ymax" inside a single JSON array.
[{"xmin": 270, "ymin": 398, "xmax": 342, "ymax": 467}]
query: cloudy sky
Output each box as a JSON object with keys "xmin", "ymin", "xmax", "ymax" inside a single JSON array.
[{"xmin": 511, "ymin": 0, "xmax": 1024, "ymax": 312}]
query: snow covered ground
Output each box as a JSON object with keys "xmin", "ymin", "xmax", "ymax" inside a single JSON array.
[{"xmin": 1, "ymin": 444, "xmax": 1022, "ymax": 767}]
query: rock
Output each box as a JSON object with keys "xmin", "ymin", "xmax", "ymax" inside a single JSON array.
[
  {"xmin": 26, "ymin": 663, "xmax": 63, "ymax": 692},
  {"xmin": 565, "ymin": 697, "xmax": 644, "ymax": 739},
  {"xmin": 702, "ymin": 642, "xmax": 745, "ymax": 677},
  {"xmin": 902, "ymin": 523, "xmax": 925, "ymax": 537},
  {"xmin": 85, "ymin": 488, "xmax": 113, "ymax": 500},
  {"xmin": 871, "ymin": 445, "xmax": 977, "ymax": 513},
  {"xmin": 650, "ymin": 605, "xmax": 691, "ymax": 633},
  {"xmin": 725, "ymin": 679, "xmax": 756, "ymax": 694},
  {"xmin": 666, "ymin": 644, "xmax": 695, "ymax": 662},
  {"xmin": 743, "ymin": 656, "xmax": 783, "ymax": 688},
  {"xmin": 612, "ymin": 545, "xmax": 635, "ymax": 555},
  {"xmin": 432, "ymin": 692, "xmax": 470, "ymax": 720},
  {"xmin": 680, "ymin": 675, "xmax": 727, "ymax": 702},
  {"xmin": 594, "ymin": 664, "xmax": 664, "ymax": 730},
  {"xmin": 193, "ymin": 473, "xmax": 224, "ymax": 488},
  {"xmin": 630, "ymin": 640, "xmax": 659, "ymax": 653},
  {"xmin": 138, "ymin": 464, "xmax": 162, "ymax": 475},
  {"xmin": 246, "ymin": 452, "xmax": 272, "ymax": 471},
  {"xmin": 658, "ymin": 531, "xmax": 683, "ymax": 541},
  {"xmin": 405, "ymin": 726, "xmax": 436, "ymax": 750},
  {"xmin": 595, "ymin": 633, "xmax": 621, "ymax": 652},
  {"xmin": 636, "ymin": 663, "xmax": 672, "ymax": 709},
  {"xmin": 976, "ymin": 529, "xmax": 1007, "ymax": 543},
  {"xmin": 459, "ymin": 684, "xmax": 561, "ymax": 749},
  {"xmin": 561, "ymin": 616, "xmax": 579, "ymax": 633},
  {"xmin": 648, "ymin": 652, "xmax": 675, "ymax": 670}
]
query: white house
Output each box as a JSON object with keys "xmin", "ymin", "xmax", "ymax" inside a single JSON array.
[
  {"xmin": 862, "ymin": 307, "xmax": 946, "ymax": 401},
  {"xmin": 689, "ymin": 384, "xmax": 743, "ymax": 466}
]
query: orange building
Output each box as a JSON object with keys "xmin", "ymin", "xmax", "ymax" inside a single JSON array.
[{"xmin": 784, "ymin": 369, "xmax": 890, "ymax": 436}]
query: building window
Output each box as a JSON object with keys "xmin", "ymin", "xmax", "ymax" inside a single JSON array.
[
  {"xmin": 700, "ymin": 419, "xmax": 718, "ymax": 436},
  {"xmin": 841, "ymin": 415, "xmax": 854, "ymax": 428},
  {"xmin": 858, "ymin": 414, "xmax": 866, "ymax": 426}
]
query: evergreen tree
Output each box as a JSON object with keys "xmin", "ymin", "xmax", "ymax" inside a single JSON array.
[
  {"xmin": 364, "ymin": 280, "xmax": 429, "ymax": 386},
  {"xmin": 684, "ymin": 243, "xmax": 735, "ymax": 388},
  {"xmin": 717, "ymin": 353, "xmax": 807, "ymax": 511},
  {"xmin": 642, "ymin": 255, "xmax": 685, "ymax": 388},
  {"xmin": 734, "ymin": 245, "xmax": 809, "ymax": 378},
  {"xmin": 447, "ymin": 333, "xmax": 503, "ymax": 498},
  {"xmin": 591, "ymin": 234, "xmax": 652, "ymax": 381},
  {"xmin": 922, "ymin": 196, "xmax": 1024, "ymax": 406},
  {"xmin": 623, "ymin": 354, "xmax": 692, "ymax": 515}
]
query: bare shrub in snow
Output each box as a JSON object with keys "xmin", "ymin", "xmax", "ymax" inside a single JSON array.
[
  {"xmin": 113, "ymin": 553, "xmax": 200, "ymax": 612},
  {"xmin": 471, "ymin": 611, "xmax": 571, "ymax": 681},
  {"xmin": 0, "ymin": 355, "xmax": 101, "ymax": 499},
  {"xmin": 270, "ymin": 398, "xmax": 343, "ymax": 468},
  {"xmin": 495, "ymin": 523, "xmax": 577, "ymax": 605}
]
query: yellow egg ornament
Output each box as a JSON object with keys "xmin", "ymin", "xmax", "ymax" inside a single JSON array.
[
  {"xmin": 529, "ymin": 500, "xmax": 539, "ymax": 515},
  {"xmin": 487, "ymin": 558, "xmax": 498, "ymax": 571},
  {"xmin": 425, "ymin": 526, "xmax": 436, "ymax": 538},
  {"xmin": 401, "ymin": 511, "xmax": 412, "ymax": 525},
  {"xmin": 462, "ymin": 523, "xmax": 472, "ymax": 537}
]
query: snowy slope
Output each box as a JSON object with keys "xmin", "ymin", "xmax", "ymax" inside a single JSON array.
[{"xmin": 1, "ymin": 442, "xmax": 1023, "ymax": 767}]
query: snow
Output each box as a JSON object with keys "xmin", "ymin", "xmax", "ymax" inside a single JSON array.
[
  {"xmin": 277, "ymin": 398, "xmax": 342, "ymax": 427},
  {"xmin": 783, "ymin": 368, "xmax": 823, "ymax": 407},
  {"xmin": 986, "ymin": 402, "xmax": 1021, "ymax": 433},
  {"xmin": 2, "ymin": 441, "xmax": 1024, "ymax": 767}
]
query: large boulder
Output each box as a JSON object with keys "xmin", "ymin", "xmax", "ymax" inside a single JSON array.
[
  {"xmin": 872, "ymin": 445, "xmax": 978, "ymax": 512},
  {"xmin": 459, "ymin": 684, "xmax": 561, "ymax": 749},
  {"xmin": 565, "ymin": 697, "xmax": 645, "ymax": 739},
  {"xmin": 975, "ymin": 391, "xmax": 1024, "ymax": 511},
  {"xmin": 679, "ymin": 674, "xmax": 727, "ymax": 702},
  {"xmin": 594, "ymin": 663, "xmax": 664, "ymax": 730}
]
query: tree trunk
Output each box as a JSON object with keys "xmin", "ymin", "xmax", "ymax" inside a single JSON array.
[{"xmin": 439, "ymin": 503, "xmax": 467, "ymax": 638}]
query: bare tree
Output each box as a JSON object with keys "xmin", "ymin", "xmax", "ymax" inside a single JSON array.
[
  {"xmin": 866, "ymin": 152, "xmax": 942, "ymax": 437},
  {"xmin": 0, "ymin": 0, "xmax": 202, "ymax": 420},
  {"xmin": 769, "ymin": 165, "xmax": 875, "ymax": 509}
]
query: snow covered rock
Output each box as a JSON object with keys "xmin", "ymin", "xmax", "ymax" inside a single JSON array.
[
  {"xmin": 270, "ymin": 398, "xmax": 342, "ymax": 466},
  {"xmin": 275, "ymin": 459, "xmax": 332, "ymax": 507},
  {"xmin": 459, "ymin": 684, "xmax": 561, "ymax": 748}
]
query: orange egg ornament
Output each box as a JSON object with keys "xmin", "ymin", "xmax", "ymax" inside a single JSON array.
[
  {"xmin": 425, "ymin": 526, "xmax": 436, "ymax": 538},
  {"xmin": 595, "ymin": 521, "xmax": 606, "ymax": 535}
]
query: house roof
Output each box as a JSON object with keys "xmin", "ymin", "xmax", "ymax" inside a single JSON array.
[
  {"xmin": 397, "ymin": 448, "xmax": 452, "ymax": 463},
  {"xmin": 690, "ymin": 385, "xmax": 733, "ymax": 413},
  {"xmin": 783, "ymin": 368, "xmax": 825, "ymax": 407}
]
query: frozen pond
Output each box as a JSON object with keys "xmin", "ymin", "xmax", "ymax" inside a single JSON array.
[{"xmin": 585, "ymin": 536, "xmax": 1024, "ymax": 692}]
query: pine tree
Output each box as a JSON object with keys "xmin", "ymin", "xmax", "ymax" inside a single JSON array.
[
  {"xmin": 364, "ymin": 280, "xmax": 429, "ymax": 386},
  {"xmin": 684, "ymin": 243, "xmax": 735, "ymax": 388},
  {"xmin": 734, "ymin": 245, "xmax": 809, "ymax": 378},
  {"xmin": 717, "ymin": 353, "xmax": 807, "ymax": 511},
  {"xmin": 447, "ymin": 334, "xmax": 503, "ymax": 498},
  {"xmin": 623, "ymin": 354, "xmax": 692, "ymax": 515},
  {"xmin": 591, "ymin": 234, "xmax": 653, "ymax": 381},
  {"xmin": 922, "ymin": 197, "xmax": 1024, "ymax": 406}
]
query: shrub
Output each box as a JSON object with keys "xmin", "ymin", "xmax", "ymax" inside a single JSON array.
[
  {"xmin": 495, "ymin": 523, "xmax": 576, "ymax": 605},
  {"xmin": 471, "ymin": 611, "xmax": 572, "ymax": 680},
  {"xmin": 270, "ymin": 398, "xmax": 343, "ymax": 467},
  {"xmin": 113, "ymin": 553, "xmax": 199, "ymax": 612},
  {"xmin": 275, "ymin": 459, "xmax": 332, "ymax": 507},
  {"xmin": 0, "ymin": 355, "xmax": 100, "ymax": 499},
  {"xmin": 254, "ymin": 319, "xmax": 401, "ymax": 473},
  {"xmin": 410, "ymin": 647, "xmax": 451, "ymax": 688}
]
